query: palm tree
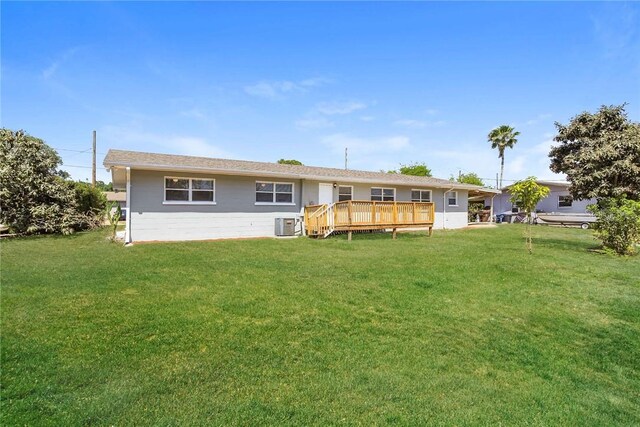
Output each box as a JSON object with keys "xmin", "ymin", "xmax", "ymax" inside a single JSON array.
[{"xmin": 488, "ymin": 125, "xmax": 520, "ymax": 188}]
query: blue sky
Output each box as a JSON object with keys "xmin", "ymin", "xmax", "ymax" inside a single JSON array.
[{"xmin": 2, "ymin": 2, "xmax": 639, "ymax": 185}]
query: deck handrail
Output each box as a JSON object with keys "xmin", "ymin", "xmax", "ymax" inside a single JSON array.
[{"xmin": 304, "ymin": 200, "xmax": 434, "ymax": 238}]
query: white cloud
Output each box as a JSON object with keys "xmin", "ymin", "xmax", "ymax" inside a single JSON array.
[
  {"xmin": 524, "ymin": 113, "xmax": 552, "ymax": 126},
  {"xmin": 505, "ymin": 155, "xmax": 526, "ymax": 176},
  {"xmin": 320, "ymin": 133, "xmax": 410, "ymax": 155},
  {"xmin": 295, "ymin": 117, "xmax": 334, "ymax": 130},
  {"xmin": 316, "ymin": 101, "xmax": 367, "ymax": 115},
  {"xmin": 180, "ymin": 108, "xmax": 205, "ymax": 119},
  {"xmin": 591, "ymin": 3, "xmax": 638, "ymax": 58},
  {"xmin": 394, "ymin": 119, "xmax": 446, "ymax": 129},
  {"xmin": 360, "ymin": 116, "xmax": 375, "ymax": 122},
  {"xmin": 299, "ymin": 77, "xmax": 332, "ymax": 87},
  {"xmin": 295, "ymin": 100, "xmax": 367, "ymax": 129},
  {"xmin": 531, "ymin": 138, "xmax": 556, "ymax": 155},
  {"xmin": 42, "ymin": 47, "xmax": 81, "ymax": 80},
  {"xmin": 102, "ymin": 126, "xmax": 232, "ymax": 159},
  {"xmin": 171, "ymin": 136, "xmax": 230, "ymax": 158},
  {"xmin": 244, "ymin": 77, "xmax": 329, "ymax": 99},
  {"xmin": 394, "ymin": 119, "xmax": 427, "ymax": 129}
]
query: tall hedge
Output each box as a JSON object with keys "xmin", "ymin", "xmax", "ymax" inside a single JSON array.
[{"xmin": 0, "ymin": 129, "xmax": 101, "ymax": 234}]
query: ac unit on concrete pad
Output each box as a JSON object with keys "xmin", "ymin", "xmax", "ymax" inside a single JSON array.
[{"xmin": 275, "ymin": 218, "xmax": 296, "ymax": 236}]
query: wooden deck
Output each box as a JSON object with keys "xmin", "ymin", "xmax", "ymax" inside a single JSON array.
[{"xmin": 304, "ymin": 201, "xmax": 435, "ymax": 239}]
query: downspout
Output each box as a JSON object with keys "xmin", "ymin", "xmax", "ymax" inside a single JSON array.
[
  {"xmin": 125, "ymin": 167, "xmax": 132, "ymax": 244},
  {"xmin": 490, "ymin": 194, "xmax": 496, "ymax": 223},
  {"xmin": 299, "ymin": 179, "xmax": 306, "ymax": 236}
]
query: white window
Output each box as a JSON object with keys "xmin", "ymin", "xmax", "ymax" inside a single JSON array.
[
  {"xmin": 256, "ymin": 181, "xmax": 294, "ymax": 204},
  {"xmin": 447, "ymin": 191, "xmax": 458, "ymax": 206},
  {"xmin": 411, "ymin": 189, "xmax": 432, "ymax": 202},
  {"xmin": 338, "ymin": 185, "xmax": 353, "ymax": 201},
  {"xmin": 371, "ymin": 187, "xmax": 395, "ymax": 201},
  {"xmin": 558, "ymin": 195, "xmax": 573, "ymax": 208},
  {"xmin": 164, "ymin": 177, "xmax": 215, "ymax": 204}
]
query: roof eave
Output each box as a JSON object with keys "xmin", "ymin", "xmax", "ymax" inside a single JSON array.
[{"xmin": 104, "ymin": 161, "xmax": 492, "ymax": 190}]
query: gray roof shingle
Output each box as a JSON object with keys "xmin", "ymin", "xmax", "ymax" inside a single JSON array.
[{"xmin": 104, "ymin": 149, "xmax": 497, "ymax": 191}]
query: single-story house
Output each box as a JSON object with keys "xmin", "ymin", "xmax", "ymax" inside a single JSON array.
[
  {"xmin": 490, "ymin": 180, "xmax": 596, "ymax": 215},
  {"xmin": 104, "ymin": 149, "xmax": 500, "ymax": 243}
]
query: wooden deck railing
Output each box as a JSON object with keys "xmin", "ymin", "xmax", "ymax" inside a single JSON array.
[{"xmin": 305, "ymin": 201, "xmax": 434, "ymax": 239}]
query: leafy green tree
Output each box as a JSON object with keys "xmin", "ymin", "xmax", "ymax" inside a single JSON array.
[
  {"xmin": 95, "ymin": 180, "xmax": 113, "ymax": 191},
  {"xmin": 391, "ymin": 162, "xmax": 432, "ymax": 177},
  {"xmin": 277, "ymin": 159, "xmax": 303, "ymax": 165},
  {"xmin": 457, "ymin": 172, "xmax": 484, "ymax": 186},
  {"xmin": 509, "ymin": 177, "xmax": 550, "ymax": 253},
  {"xmin": 549, "ymin": 104, "xmax": 640, "ymax": 201},
  {"xmin": 68, "ymin": 181, "xmax": 107, "ymax": 216},
  {"xmin": 0, "ymin": 129, "xmax": 95, "ymax": 234},
  {"xmin": 588, "ymin": 197, "xmax": 640, "ymax": 255},
  {"xmin": 488, "ymin": 125, "xmax": 520, "ymax": 188}
]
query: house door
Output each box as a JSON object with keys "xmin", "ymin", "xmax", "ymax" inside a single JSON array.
[{"xmin": 318, "ymin": 183, "xmax": 334, "ymax": 205}]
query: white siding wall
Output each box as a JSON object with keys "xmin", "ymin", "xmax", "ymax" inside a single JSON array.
[
  {"xmin": 130, "ymin": 211, "xmax": 300, "ymax": 242},
  {"xmin": 434, "ymin": 212, "xmax": 468, "ymax": 229}
]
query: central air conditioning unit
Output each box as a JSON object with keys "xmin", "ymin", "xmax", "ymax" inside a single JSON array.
[{"xmin": 275, "ymin": 218, "xmax": 296, "ymax": 236}]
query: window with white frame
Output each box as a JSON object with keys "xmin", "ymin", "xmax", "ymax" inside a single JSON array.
[
  {"xmin": 338, "ymin": 185, "xmax": 353, "ymax": 201},
  {"xmin": 411, "ymin": 189, "xmax": 432, "ymax": 202},
  {"xmin": 371, "ymin": 187, "xmax": 395, "ymax": 201},
  {"xmin": 165, "ymin": 177, "xmax": 215, "ymax": 203},
  {"xmin": 256, "ymin": 181, "xmax": 294, "ymax": 204},
  {"xmin": 558, "ymin": 195, "xmax": 573, "ymax": 208},
  {"xmin": 447, "ymin": 191, "xmax": 458, "ymax": 206}
]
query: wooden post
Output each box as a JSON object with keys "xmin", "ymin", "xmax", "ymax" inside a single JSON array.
[
  {"xmin": 348, "ymin": 230, "xmax": 352, "ymax": 241},
  {"xmin": 428, "ymin": 226, "xmax": 433, "ymax": 237},
  {"xmin": 371, "ymin": 201, "xmax": 376, "ymax": 224},
  {"xmin": 413, "ymin": 202, "xmax": 417, "ymax": 224},
  {"xmin": 392, "ymin": 228, "xmax": 397, "ymax": 239},
  {"xmin": 347, "ymin": 200, "xmax": 353, "ymax": 225},
  {"xmin": 392, "ymin": 202, "xmax": 398, "ymax": 225}
]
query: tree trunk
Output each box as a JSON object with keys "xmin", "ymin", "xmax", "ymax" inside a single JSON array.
[{"xmin": 499, "ymin": 155, "xmax": 505, "ymax": 188}]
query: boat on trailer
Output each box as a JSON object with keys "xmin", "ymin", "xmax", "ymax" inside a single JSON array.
[{"xmin": 535, "ymin": 212, "xmax": 596, "ymax": 229}]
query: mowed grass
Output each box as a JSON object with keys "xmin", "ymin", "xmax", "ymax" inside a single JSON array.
[{"xmin": 1, "ymin": 226, "xmax": 639, "ymax": 426}]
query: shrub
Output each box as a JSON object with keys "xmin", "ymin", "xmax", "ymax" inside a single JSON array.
[
  {"xmin": 106, "ymin": 201, "xmax": 122, "ymax": 241},
  {"xmin": 588, "ymin": 197, "xmax": 640, "ymax": 255},
  {"xmin": 68, "ymin": 180, "xmax": 106, "ymax": 216},
  {"xmin": 0, "ymin": 129, "xmax": 102, "ymax": 234}
]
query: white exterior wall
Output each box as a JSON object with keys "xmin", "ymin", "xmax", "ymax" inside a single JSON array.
[
  {"xmin": 130, "ymin": 211, "xmax": 300, "ymax": 242},
  {"xmin": 434, "ymin": 212, "xmax": 468, "ymax": 229}
]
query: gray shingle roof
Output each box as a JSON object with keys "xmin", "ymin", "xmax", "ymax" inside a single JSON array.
[{"xmin": 104, "ymin": 149, "xmax": 497, "ymax": 191}]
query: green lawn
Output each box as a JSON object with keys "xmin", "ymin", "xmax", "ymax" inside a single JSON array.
[{"xmin": 2, "ymin": 226, "xmax": 639, "ymax": 425}]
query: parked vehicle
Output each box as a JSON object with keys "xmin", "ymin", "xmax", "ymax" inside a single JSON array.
[{"xmin": 536, "ymin": 212, "xmax": 596, "ymax": 229}]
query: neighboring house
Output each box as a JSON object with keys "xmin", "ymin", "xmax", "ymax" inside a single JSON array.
[
  {"xmin": 105, "ymin": 191, "xmax": 127, "ymax": 220},
  {"xmin": 104, "ymin": 149, "xmax": 499, "ymax": 243},
  {"xmin": 491, "ymin": 180, "xmax": 596, "ymax": 214}
]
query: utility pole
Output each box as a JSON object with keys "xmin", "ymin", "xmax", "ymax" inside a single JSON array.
[
  {"xmin": 92, "ymin": 130, "xmax": 97, "ymax": 188},
  {"xmin": 344, "ymin": 147, "xmax": 348, "ymax": 170}
]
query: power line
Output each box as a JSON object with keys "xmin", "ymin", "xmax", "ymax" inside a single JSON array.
[
  {"xmin": 52, "ymin": 147, "xmax": 108, "ymax": 155},
  {"xmin": 52, "ymin": 147, "xmax": 90, "ymax": 153},
  {"xmin": 60, "ymin": 164, "xmax": 94, "ymax": 169}
]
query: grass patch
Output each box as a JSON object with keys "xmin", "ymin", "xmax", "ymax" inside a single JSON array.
[{"xmin": 2, "ymin": 225, "xmax": 639, "ymax": 425}]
